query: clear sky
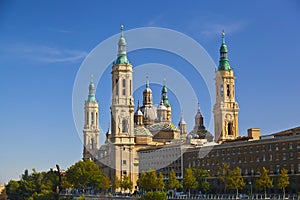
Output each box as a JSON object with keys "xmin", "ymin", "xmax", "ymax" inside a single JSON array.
[{"xmin": 1, "ymin": 0, "xmax": 300, "ymax": 184}]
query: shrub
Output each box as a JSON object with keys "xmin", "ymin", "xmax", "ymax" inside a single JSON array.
[{"xmin": 140, "ymin": 191, "xmax": 167, "ymax": 200}]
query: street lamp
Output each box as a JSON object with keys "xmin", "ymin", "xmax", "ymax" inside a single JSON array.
[{"xmin": 249, "ymin": 181, "xmax": 252, "ymax": 199}]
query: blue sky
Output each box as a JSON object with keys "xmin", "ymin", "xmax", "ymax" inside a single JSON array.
[{"xmin": 1, "ymin": 0, "xmax": 300, "ymax": 184}]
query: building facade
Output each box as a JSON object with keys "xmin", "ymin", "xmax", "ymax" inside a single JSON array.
[
  {"xmin": 82, "ymin": 26, "xmax": 299, "ymax": 194},
  {"xmin": 184, "ymin": 127, "xmax": 300, "ymax": 193}
]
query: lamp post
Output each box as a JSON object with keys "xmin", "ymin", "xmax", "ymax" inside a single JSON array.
[{"xmin": 249, "ymin": 181, "xmax": 252, "ymax": 199}]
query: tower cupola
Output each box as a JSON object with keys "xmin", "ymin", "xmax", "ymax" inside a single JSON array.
[
  {"xmin": 218, "ymin": 31, "xmax": 231, "ymax": 71},
  {"xmin": 87, "ymin": 76, "xmax": 96, "ymax": 102},
  {"xmin": 115, "ymin": 25, "xmax": 129, "ymax": 65}
]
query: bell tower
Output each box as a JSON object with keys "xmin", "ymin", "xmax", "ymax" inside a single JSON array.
[
  {"xmin": 110, "ymin": 25, "xmax": 137, "ymax": 189},
  {"xmin": 83, "ymin": 77, "xmax": 100, "ymax": 160},
  {"xmin": 213, "ymin": 31, "xmax": 239, "ymax": 143}
]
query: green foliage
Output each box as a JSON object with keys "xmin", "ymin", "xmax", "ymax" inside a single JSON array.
[
  {"xmin": 78, "ymin": 194, "xmax": 85, "ymax": 200},
  {"xmin": 183, "ymin": 168, "xmax": 198, "ymax": 196},
  {"xmin": 156, "ymin": 173, "xmax": 165, "ymax": 191},
  {"xmin": 145, "ymin": 170, "xmax": 157, "ymax": 191},
  {"xmin": 192, "ymin": 168, "xmax": 210, "ymax": 192},
  {"xmin": 137, "ymin": 171, "xmax": 146, "ymax": 191},
  {"xmin": 201, "ymin": 181, "xmax": 210, "ymax": 193},
  {"xmin": 140, "ymin": 191, "xmax": 167, "ymax": 200},
  {"xmin": 120, "ymin": 174, "xmax": 133, "ymax": 192},
  {"xmin": 5, "ymin": 180, "xmax": 20, "ymax": 199},
  {"xmin": 66, "ymin": 159, "xmax": 105, "ymax": 190},
  {"xmin": 255, "ymin": 167, "xmax": 273, "ymax": 197},
  {"xmin": 166, "ymin": 169, "xmax": 181, "ymax": 190},
  {"xmin": 137, "ymin": 170, "xmax": 165, "ymax": 192},
  {"xmin": 227, "ymin": 166, "xmax": 245, "ymax": 196},
  {"xmin": 5, "ymin": 169, "xmax": 59, "ymax": 200},
  {"xmin": 278, "ymin": 168, "xmax": 289, "ymax": 197},
  {"xmin": 218, "ymin": 163, "xmax": 230, "ymax": 192},
  {"xmin": 102, "ymin": 175, "xmax": 111, "ymax": 190},
  {"xmin": 113, "ymin": 176, "xmax": 121, "ymax": 191}
]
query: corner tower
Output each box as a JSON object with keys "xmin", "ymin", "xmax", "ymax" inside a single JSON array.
[
  {"xmin": 83, "ymin": 77, "xmax": 100, "ymax": 160},
  {"xmin": 110, "ymin": 25, "xmax": 136, "ymax": 188},
  {"xmin": 213, "ymin": 31, "xmax": 239, "ymax": 143}
]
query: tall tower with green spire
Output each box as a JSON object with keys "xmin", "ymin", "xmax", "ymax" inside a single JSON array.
[
  {"xmin": 213, "ymin": 31, "xmax": 239, "ymax": 143},
  {"xmin": 110, "ymin": 25, "xmax": 137, "ymax": 189},
  {"xmin": 83, "ymin": 76, "xmax": 100, "ymax": 160},
  {"xmin": 161, "ymin": 79, "xmax": 172, "ymax": 123}
]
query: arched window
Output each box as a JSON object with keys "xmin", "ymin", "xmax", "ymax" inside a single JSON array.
[
  {"xmin": 96, "ymin": 112, "xmax": 98, "ymax": 126},
  {"xmin": 122, "ymin": 79, "xmax": 126, "ymax": 96},
  {"xmin": 228, "ymin": 122, "xmax": 233, "ymax": 135},
  {"xmin": 122, "ymin": 119, "xmax": 128, "ymax": 133},
  {"xmin": 89, "ymin": 138, "xmax": 94, "ymax": 149},
  {"xmin": 115, "ymin": 79, "xmax": 119, "ymax": 95},
  {"xmin": 86, "ymin": 112, "xmax": 89, "ymax": 125},
  {"xmin": 227, "ymin": 84, "xmax": 230, "ymax": 97},
  {"xmin": 91, "ymin": 112, "xmax": 94, "ymax": 125},
  {"xmin": 130, "ymin": 80, "xmax": 132, "ymax": 95}
]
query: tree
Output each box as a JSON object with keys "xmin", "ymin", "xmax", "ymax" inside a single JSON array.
[
  {"xmin": 144, "ymin": 170, "xmax": 157, "ymax": 191},
  {"xmin": 140, "ymin": 191, "xmax": 167, "ymax": 200},
  {"xmin": 101, "ymin": 175, "xmax": 111, "ymax": 193},
  {"xmin": 193, "ymin": 168, "xmax": 210, "ymax": 193},
  {"xmin": 218, "ymin": 163, "xmax": 230, "ymax": 192},
  {"xmin": 66, "ymin": 159, "xmax": 105, "ymax": 190},
  {"xmin": 201, "ymin": 181, "xmax": 210, "ymax": 193},
  {"xmin": 227, "ymin": 166, "xmax": 245, "ymax": 196},
  {"xmin": 278, "ymin": 168, "xmax": 289, "ymax": 198},
  {"xmin": 5, "ymin": 180, "xmax": 20, "ymax": 200},
  {"xmin": 166, "ymin": 169, "xmax": 181, "ymax": 192},
  {"xmin": 183, "ymin": 168, "xmax": 198, "ymax": 197},
  {"xmin": 120, "ymin": 174, "xmax": 133, "ymax": 192},
  {"xmin": 156, "ymin": 173, "xmax": 165, "ymax": 191},
  {"xmin": 137, "ymin": 171, "xmax": 146, "ymax": 191},
  {"xmin": 113, "ymin": 176, "xmax": 120, "ymax": 192},
  {"xmin": 5, "ymin": 169, "xmax": 58, "ymax": 200},
  {"xmin": 255, "ymin": 167, "xmax": 273, "ymax": 198}
]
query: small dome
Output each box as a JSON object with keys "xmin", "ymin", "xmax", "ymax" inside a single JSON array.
[
  {"xmin": 135, "ymin": 109, "xmax": 143, "ymax": 116},
  {"xmin": 115, "ymin": 55, "xmax": 129, "ymax": 64},
  {"xmin": 179, "ymin": 117, "xmax": 186, "ymax": 125},
  {"xmin": 143, "ymin": 87, "xmax": 152, "ymax": 93},
  {"xmin": 118, "ymin": 36, "xmax": 126, "ymax": 46},
  {"xmin": 89, "ymin": 82, "xmax": 95, "ymax": 90}
]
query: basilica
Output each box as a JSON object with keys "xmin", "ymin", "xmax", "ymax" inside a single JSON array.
[{"xmin": 82, "ymin": 26, "xmax": 240, "ymax": 189}]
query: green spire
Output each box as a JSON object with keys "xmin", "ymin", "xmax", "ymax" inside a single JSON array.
[
  {"xmin": 87, "ymin": 75, "xmax": 96, "ymax": 102},
  {"xmin": 218, "ymin": 31, "xmax": 231, "ymax": 71},
  {"xmin": 115, "ymin": 25, "xmax": 129, "ymax": 65},
  {"xmin": 161, "ymin": 78, "xmax": 170, "ymax": 107}
]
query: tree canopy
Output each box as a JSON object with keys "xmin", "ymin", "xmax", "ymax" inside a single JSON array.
[
  {"xmin": 166, "ymin": 169, "xmax": 181, "ymax": 191},
  {"xmin": 255, "ymin": 167, "xmax": 273, "ymax": 198},
  {"xmin": 183, "ymin": 168, "xmax": 198, "ymax": 196},
  {"xmin": 278, "ymin": 168, "xmax": 289, "ymax": 197},
  {"xmin": 120, "ymin": 174, "xmax": 133, "ymax": 192},
  {"xmin": 227, "ymin": 166, "xmax": 245, "ymax": 196},
  {"xmin": 66, "ymin": 159, "xmax": 106, "ymax": 190}
]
